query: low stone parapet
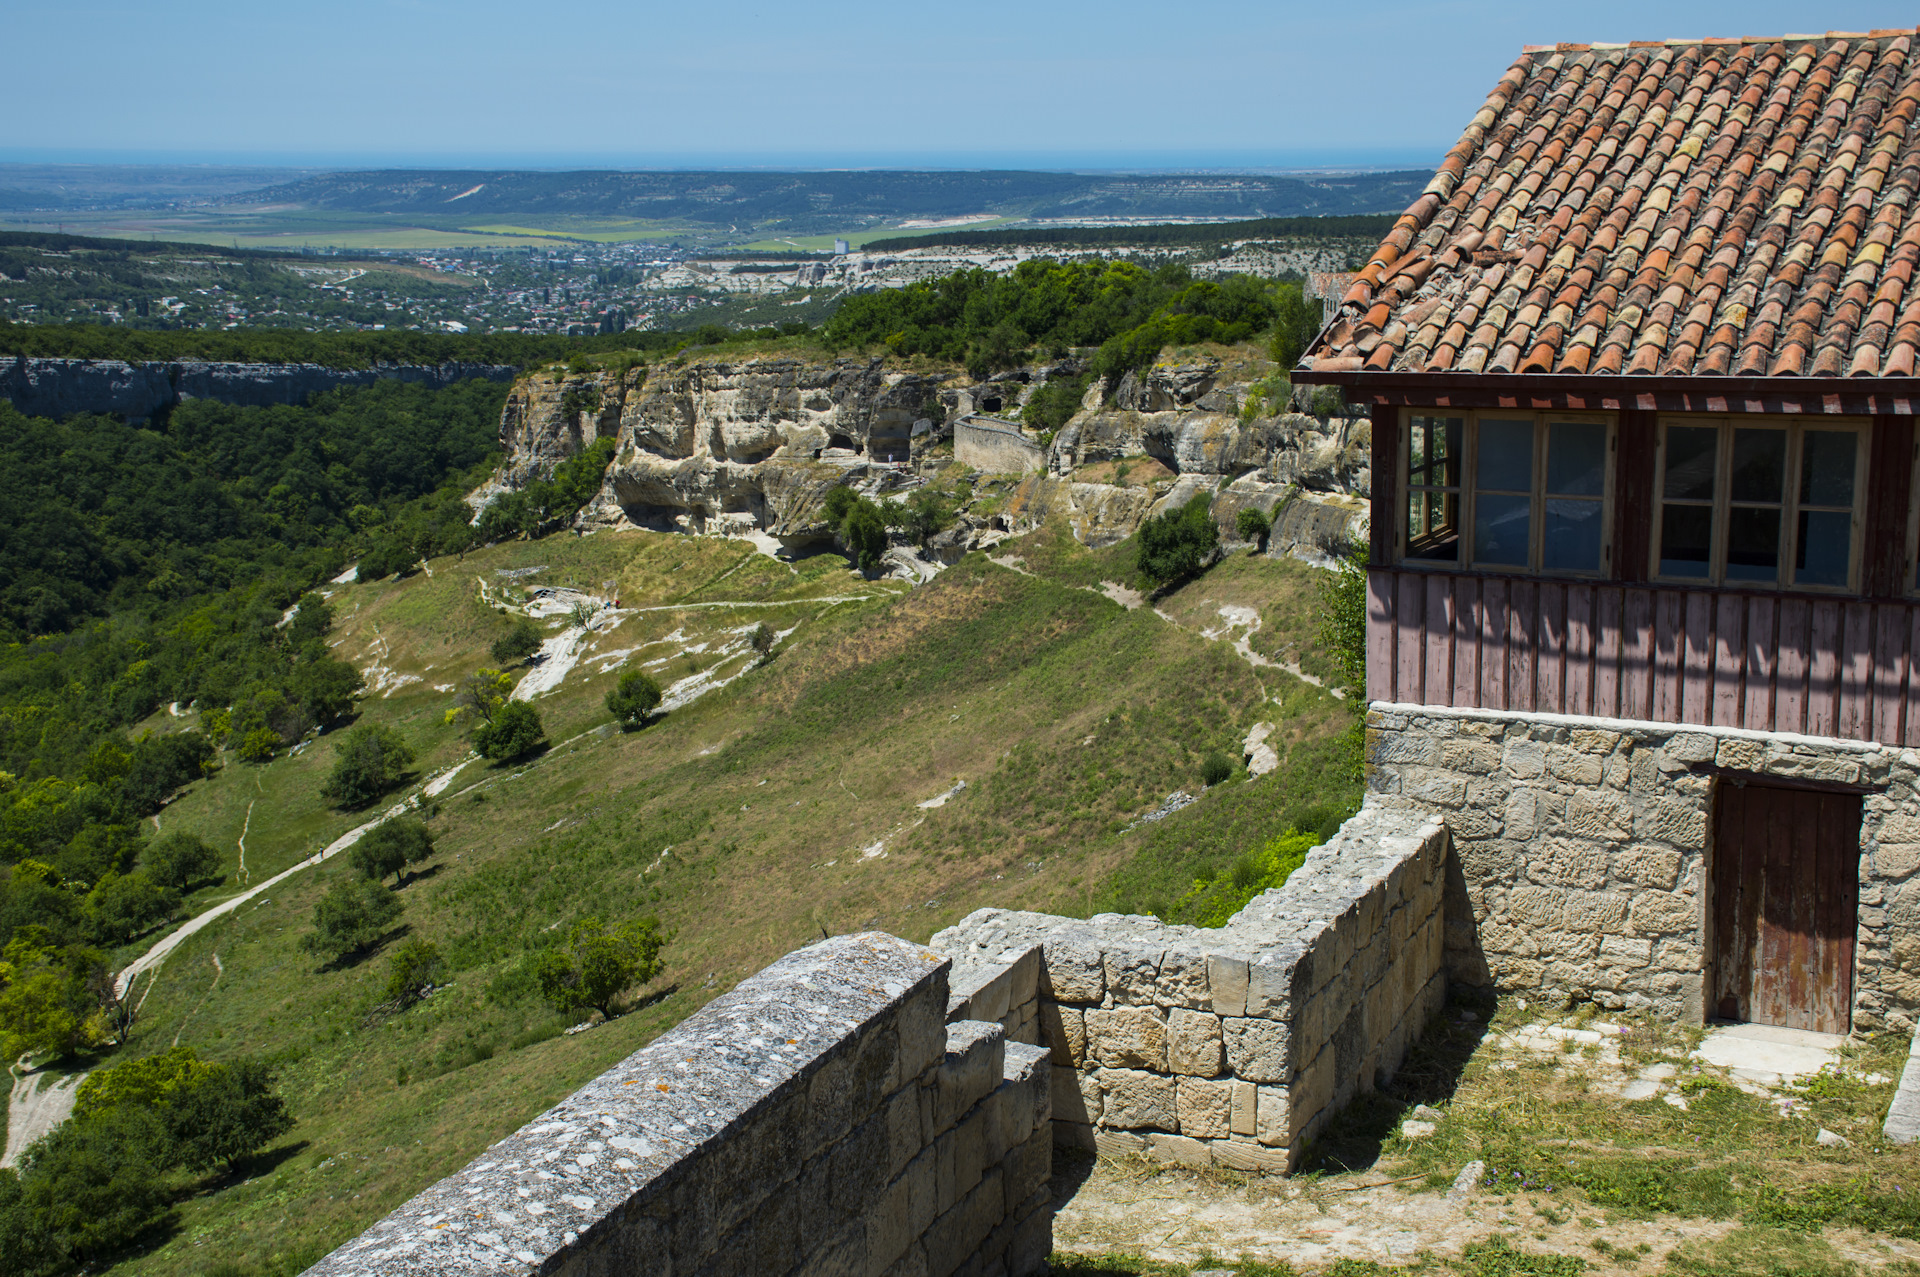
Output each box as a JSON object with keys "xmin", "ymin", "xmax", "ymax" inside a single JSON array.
[
  {"xmin": 302, "ymin": 933, "xmax": 1051, "ymax": 1276},
  {"xmin": 931, "ymin": 801, "xmax": 1449, "ymax": 1169}
]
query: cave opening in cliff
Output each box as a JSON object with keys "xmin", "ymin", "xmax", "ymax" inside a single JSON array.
[{"xmin": 979, "ymin": 395, "xmax": 1003, "ymax": 414}]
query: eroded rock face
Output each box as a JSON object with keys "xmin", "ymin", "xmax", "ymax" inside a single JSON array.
[{"xmin": 482, "ymin": 351, "xmax": 1370, "ymax": 556}]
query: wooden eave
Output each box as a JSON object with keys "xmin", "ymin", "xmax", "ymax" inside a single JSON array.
[{"xmin": 1287, "ymin": 370, "xmax": 1920, "ymax": 415}]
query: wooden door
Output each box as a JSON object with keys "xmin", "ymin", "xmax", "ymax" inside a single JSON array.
[{"xmin": 1711, "ymin": 783, "xmax": 1859, "ymax": 1033}]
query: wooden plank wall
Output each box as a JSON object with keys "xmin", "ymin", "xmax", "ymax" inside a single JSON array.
[{"xmin": 1367, "ymin": 568, "xmax": 1920, "ymax": 746}]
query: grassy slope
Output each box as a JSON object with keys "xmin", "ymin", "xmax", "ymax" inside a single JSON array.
[{"xmin": 93, "ymin": 523, "xmax": 1355, "ymax": 1275}]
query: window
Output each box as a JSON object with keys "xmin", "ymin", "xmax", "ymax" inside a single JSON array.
[
  {"xmin": 1401, "ymin": 412, "xmax": 1612, "ymax": 574},
  {"xmin": 1653, "ymin": 418, "xmax": 1865, "ymax": 590}
]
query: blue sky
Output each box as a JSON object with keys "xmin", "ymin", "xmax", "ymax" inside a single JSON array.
[{"xmin": 7, "ymin": 1, "xmax": 1919, "ymax": 170}]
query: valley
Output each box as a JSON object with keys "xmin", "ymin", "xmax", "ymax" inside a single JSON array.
[
  {"xmin": 0, "ymin": 322, "xmax": 1366, "ymax": 1273},
  {"xmin": 75, "ymin": 523, "xmax": 1353, "ymax": 1275}
]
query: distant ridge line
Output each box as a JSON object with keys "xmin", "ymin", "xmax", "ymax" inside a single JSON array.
[{"xmin": 860, "ymin": 214, "xmax": 1401, "ymax": 254}]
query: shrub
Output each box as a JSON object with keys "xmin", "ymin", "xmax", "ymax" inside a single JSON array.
[
  {"xmin": 1136, "ymin": 493, "xmax": 1220, "ymax": 585},
  {"xmin": 302, "ymin": 877, "xmax": 403, "ymax": 962},
  {"xmin": 490, "ymin": 616, "xmax": 544, "ymax": 665},
  {"xmin": 347, "ymin": 818, "xmax": 435, "ymax": 886},
  {"xmin": 141, "ymin": 832, "xmax": 223, "ymax": 892},
  {"xmin": 1235, "ymin": 505, "xmax": 1271, "ymax": 549},
  {"xmin": 748, "ymin": 623, "xmax": 775, "ymax": 659},
  {"xmin": 235, "ymin": 727, "xmax": 280, "ymax": 763},
  {"xmin": 1201, "ymin": 752, "xmax": 1233, "ymax": 787},
  {"xmin": 532, "ymin": 916, "xmax": 672, "ymax": 1019},
  {"xmin": 319, "ymin": 724, "xmax": 416, "ymax": 809},
  {"xmin": 383, "ymin": 937, "xmax": 444, "ymax": 1008},
  {"xmin": 473, "ymin": 700, "xmax": 545, "ymax": 761},
  {"xmin": 605, "ymin": 669, "xmax": 663, "ymax": 728}
]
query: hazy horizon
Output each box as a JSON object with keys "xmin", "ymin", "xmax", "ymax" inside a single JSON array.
[{"xmin": 14, "ymin": 2, "xmax": 1917, "ymax": 165}]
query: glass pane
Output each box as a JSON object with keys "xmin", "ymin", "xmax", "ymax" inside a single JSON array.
[
  {"xmin": 1659, "ymin": 504, "xmax": 1713, "ymax": 577},
  {"xmin": 1475, "ymin": 418, "xmax": 1534, "ymax": 491},
  {"xmin": 1408, "ymin": 416, "xmax": 1462, "ymax": 488},
  {"xmin": 1474, "ymin": 492, "xmax": 1532, "ymax": 566},
  {"xmin": 1725, "ymin": 506, "xmax": 1782, "ymax": 582},
  {"xmin": 1546, "ymin": 421, "xmax": 1607, "ymax": 495},
  {"xmin": 1730, "ymin": 428, "xmax": 1786, "ymax": 503},
  {"xmin": 1799, "ymin": 430, "xmax": 1857, "ymax": 507},
  {"xmin": 1663, "ymin": 426, "xmax": 1719, "ymax": 500},
  {"xmin": 1796, "ymin": 509, "xmax": 1852, "ymax": 587},
  {"xmin": 1543, "ymin": 497, "xmax": 1603, "ymax": 571},
  {"xmin": 1406, "ymin": 489, "xmax": 1459, "ymax": 561}
]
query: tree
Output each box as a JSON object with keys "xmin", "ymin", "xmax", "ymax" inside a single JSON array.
[
  {"xmin": 289, "ymin": 656, "xmax": 364, "ymax": 726},
  {"xmin": 159, "ymin": 1056, "xmax": 293, "ymax": 1172},
  {"xmin": 532, "ymin": 916, "xmax": 671, "ymax": 1020},
  {"xmin": 10, "ymin": 1105, "xmax": 173, "ymax": 1270},
  {"xmin": 840, "ymin": 500, "xmax": 889, "ymax": 573},
  {"xmin": 141, "ymin": 831, "xmax": 222, "ymax": 892},
  {"xmin": 1137, "ymin": 493, "xmax": 1220, "ymax": 586},
  {"xmin": 1235, "ymin": 505, "xmax": 1271, "ymax": 551},
  {"xmin": 748, "ymin": 623, "xmax": 775, "ymax": 661},
  {"xmin": 347, "ymin": 818, "xmax": 435, "ymax": 887},
  {"xmin": 604, "ymin": 668, "xmax": 662, "ymax": 728},
  {"xmin": 383, "ymin": 937, "xmax": 443, "ymax": 1008},
  {"xmin": 0, "ymin": 936, "xmax": 107, "ymax": 1060},
  {"xmin": 445, "ymin": 668, "xmax": 514, "ymax": 732},
  {"xmin": 236, "ymin": 727, "xmax": 280, "ymax": 763},
  {"xmin": 319, "ymin": 723, "xmax": 416, "ymax": 810},
  {"xmin": 68, "ymin": 1045, "xmax": 292, "ymax": 1174},
  {"xmin": 1317, "ymin": 541, "xmax": 1369, "ymax": 693},
  {"xmin": 302, "ymin": 877, "xmax": 403, "ymax": 963},
  {"xmin": 1201, "ymin": 752, "xmax": 1234, "ymax": 787},
  {"xmin": 73, "ymin": 1045, "xmax": 215, "ymax": 1121},
  {"xmin": 83, "ymin": 872, "xmax": 179, "ymax": 945},
  {"xmin": 473, "ymin": 700, "xmax": 545, "ymax": 761},
  {"xmin": 490, "ymin": 616, "xmax": 543, "ymax": 665}
]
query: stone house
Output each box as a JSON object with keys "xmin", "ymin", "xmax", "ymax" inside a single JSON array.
[{"xmin": 1294, "ymin": 31, "xmax": 1920, "ymax": 1035}]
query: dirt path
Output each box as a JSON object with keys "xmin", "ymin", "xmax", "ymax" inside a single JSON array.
[
  {"xmin": 113, "ymin": 755, "xmax": 473, "ymax": 999},
  {"xmin": 3, "ymin": 1064, "xmax": 83, "ymax": 1168}
]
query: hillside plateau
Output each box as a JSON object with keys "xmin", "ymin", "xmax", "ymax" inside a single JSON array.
[{"xmin": 66, "ymin": 524, "xmax": 1355, "ymax": 1275}]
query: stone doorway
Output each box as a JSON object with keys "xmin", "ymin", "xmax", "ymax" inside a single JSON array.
[{"xmin": 1709, "ymin": 781, "xmax": 1860, "ymax": 1033}]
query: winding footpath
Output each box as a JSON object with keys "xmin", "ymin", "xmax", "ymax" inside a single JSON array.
[{"xmin": 113, "ymin": 757, "xmax": 475, "ymax": 1000}]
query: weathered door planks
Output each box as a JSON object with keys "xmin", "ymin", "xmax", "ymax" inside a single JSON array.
[{"xmin": 1711, "ymin": 783, "xmax": 1859, "ymax": 1034}]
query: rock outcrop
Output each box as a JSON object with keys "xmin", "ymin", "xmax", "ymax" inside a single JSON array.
[
  {"xmin": 4, "ymin": 356, "xmax": 518, "ymax": 420},
  {"xmin": 484, "ymin": 351, "xmax": 1370, "ymax": 558}
]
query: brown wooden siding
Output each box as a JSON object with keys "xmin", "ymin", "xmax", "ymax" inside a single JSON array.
[{"xmin": 1367, "ymin": 568, "xmax": 1920, "ymax": 746}]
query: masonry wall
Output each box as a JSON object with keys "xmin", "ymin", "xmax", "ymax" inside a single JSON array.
[
  {"xmin": 303, "ymin": 934, "xmax": 1052, "ymax": 1277},
  {"xmin": 954, "ymin": 417, "xmax": 1045, "ymax": 475},
  {"xmin": 932, "ymin": 803, "xmax": 1449, "ymax": 1170},
  {"xmin": 1367, "ymin": 702, "xmax": 1920, "ymax": 1033}
]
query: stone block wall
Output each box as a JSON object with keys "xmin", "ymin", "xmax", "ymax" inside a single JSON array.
[
  {"xmin": 932, "ymin": 803, "xmax": 1449, "ymax": 1169},
  {"xmin": 303, "ymin": 933, "xmax": 1052, "ymax": 1277},
  {"xmin": 1367, "ymin": 702, "xmax": 1920, "ymax": 1032},
  {"xmin": 954, "ymin": 417, "xmax": 1045, "ymax": 475}
]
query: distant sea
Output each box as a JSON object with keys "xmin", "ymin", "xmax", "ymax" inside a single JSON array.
[{"xmin": 0, "ymin": 146, "xmax": 1443, "ymax": 175}]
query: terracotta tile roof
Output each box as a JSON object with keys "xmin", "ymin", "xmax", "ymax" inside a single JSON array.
[{"xmin": 1303, "ymin": 31, "xmax": 1920, "ymax": 379}]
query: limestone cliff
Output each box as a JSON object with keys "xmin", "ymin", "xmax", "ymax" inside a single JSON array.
[{"xmin": 482, "ymin": 350, "xmax": 1369, "ymax": 558}]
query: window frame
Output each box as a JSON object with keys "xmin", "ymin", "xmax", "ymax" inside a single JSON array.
[
  {"xmin": 1397, "ymin": 409, "xmax": 1616, "ymax": 578},
  {"xmin": 1650, "ymin": 414, "xmax": 1869, "ymax": 593}
]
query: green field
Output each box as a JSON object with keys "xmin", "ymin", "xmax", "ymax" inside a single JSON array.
[{"xmin": 738, "ymin": 219, "xmax": 1024, "ymax": 254}]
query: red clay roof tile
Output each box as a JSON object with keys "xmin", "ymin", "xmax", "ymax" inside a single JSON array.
[{"xmin": 1304, "ymin": 30, "xmax": 1920, "ymax": 380}]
